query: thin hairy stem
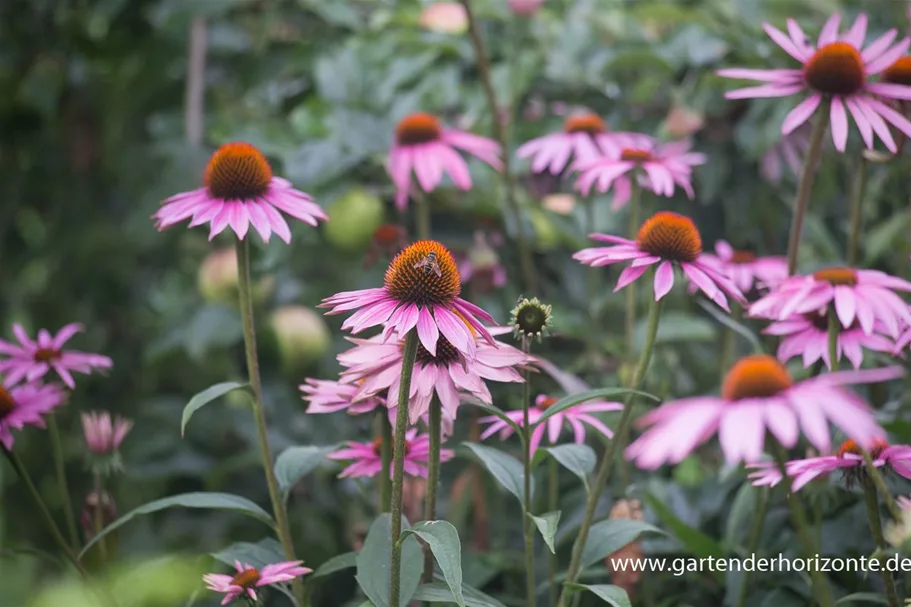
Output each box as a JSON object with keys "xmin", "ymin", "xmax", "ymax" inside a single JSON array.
[
  {"xmin": 423, "ymin": 398, "xmax": 442, "ymax": 582},
  {"xmin": 827, "ymin": 307, "xmax": 839, "ymax": 372},
  {"xmin": 786, "ymin": 105, "xmax": 829, "ymax": 275},
  {"xmin": 521, "ymin": 338, "xmax": 537, "ymax": 607},
  {"xmin": 735, "ymin": 487, "xmax": 769, "ymax": 607},
  {"xmin": 847, "ymin": 155, "xmax": 868, "ymax": 266},
  {"xmin": 379, "ymin": 411, "xmax": 392, "ymax": 513},
  {"xmin": 548, "ymin": 457, "xmax": 559, "ymax": 607},
  {"xmin": 48, "ymin": 414, "xmax": 79, "ymax": 549},
  {"xmin": 624, "ymin": 183, "xmax": 642, "ymax": 364},
  {"xmin": 861, "ymin": 476, "xmax": 901, "ymax": 607}
]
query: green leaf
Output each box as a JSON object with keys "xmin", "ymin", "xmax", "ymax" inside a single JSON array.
[
  {"xmin": 645, "ymin": 492, "xmax": 725, "ymax": 559},
  {"xmin": 212, "ymin": 538, "xmax": 284, "ymax": 569},
  {"xmin": 542, "ymin": 444, "xmax": 595, "ymax": 491},
  {"xmin": 413, "ymin": 581, "xmax": 506, "ymax": 607},
  {"xmin": 356, "ymin": 514, "xmax": 422, "ymax": 607},
  {"xmin": 835, "ymin": 593, "xmax": 890, "ymax": 605},
  {"xmin": 79, "ymin": 492, "xmax": 274, "ymax": 559},
  {"xmin": 696, "ymin": 299, "xmax": 763, "ymax": 354},
  {"xmin": 565, "ymin": 583, "xmax": 632, "ymax": 607},
  {"xmin": 725, "ymin": 483, "xmax": 761, "ymax": 550},
  {"xmin": 403, "ymin": 521, "xmax": 464, "ymax": 607},
  {"xmin": 463, "ymin": 443, "xmax": 532, "ymax": 505},
  {"xmin": 580, "ymin": 519, "xmax": 664, "ymax": 570},
  {"xmin": 181, "ymin": 382, "xmax": 252, "ymax": 437},
  {"xmin": 274, "ymin": 445, "xmax": 336, "ymax": 498},
  {"xmin": 529, "ymin": 511, "xmax": 561, "ymax": 554},
  {"xmin": 311, "ymin": 551, "xmax": 357, "ymax": 579},
  {"xmin": 532, "ymin": 388, "xmax": 659, "ymax": 428},
  {"xmin": 462, "ymin": 399, "xmax": 522, "ymax": 438}
]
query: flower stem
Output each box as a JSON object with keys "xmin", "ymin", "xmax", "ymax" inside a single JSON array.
[
  {"xmin": 861, "ymin": 450, "xmax": 903, "ymax": 521},
  {"xmin": 720, "ymin": 304, "xmax": 741, "ymax": 382},
  {"xmin": 547, "ymin": 456, "xmax": 559, "ymax": 607},
  {"xmin": 93, "ymin": 472, "xmax": 107, "ymax": 562},
  {"xmin": 735, "ymin": 487, "xmax": 769, "ymax": 607},
  {"xmin": 624, "ymin": 183, "xmax": 642, "ymax": 364},
  {"xmin": 234, "ymin": 238, "xmax": 301, "ymax": 603},
  {"xmin": 773, "ymin": 443, "xmax": 834, "ymax": 607},
  {"xmin": 423, "ymin": 397, "xmax": 442, "ymax": 582},
  {"xmin": 48, "ymin": 414, "xmax": 79, "ymax": 549},
  {"xmin": 521, "ymin": 338, "xmax": 537, "ymax": 607},
  {"xmin": 861, "ymin": 476, "xmax": 901, "ymax": 607},
  {"xmin": 827, "ymin": 306, "xmax": 839, "ymax": 372},
  {"xmin": 379, "ymin": 411, "xmax": 393, "ymax": 513},
  {"xmin": 786, "ymin": 104, "xmax": 829, "ymax": 276},
  {"xmin": 557, "ymin": 292, "xmax": 663, "ymax": 607},
  {"xmin": 416, "ymin": 194, "xmax": 432, "ymax": 241},
  {"xmin": 459, "ymin": 0, "xmax": 537, "ymax": 294},
  {"xmin": 847, "ymin": 154, "xmax": 868, "ymax": 267},
  {"xmin": 390, "ymin": 330, "xmax": 419, "ymax": 607}
]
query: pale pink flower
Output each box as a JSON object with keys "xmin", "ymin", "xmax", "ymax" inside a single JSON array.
[
  {"xmin": 388, "ymin": 113, "xmax": 501, "ymax": 211},
  {"xmin": 81, "ymin": 411, "xmax": 132, "ymax": 455},
  {"xmin": 480, "ymin": 394, "xmax": 622, "ymax": 454},
  {"xmin": 516, "ymin": 113, "xmax": 628, "ymax": 175},
  {"xmin": 418, "ymin": 2, "xmax": 467, "ymax": 34},
  {"xmin": 718, "ymin": 13, "xmax": 911, "ymax": 152},
  {"xmin": 0, "ymin": 381, "xmax": 67, "ymax": 450},
  {"xmin": 0, "ymin": 323, "xmax": 112, "ymax": 389},
  {"xmin": 203, "ymin": 560, "xmax": 311, "ymax": 605},
  {"xmin": 701, "ymin": 241, "xmax": 789, "ymax": 293},
  {"xmin": 765, "ymin": 312, "xmax": 896, "ymax": 369},
  {"xmin": 626, "ymin": 355, "xmax": 900, "ymax": 469},
  {"xmin": 299, "ymin": 379, "xmax": 382, "ymax": 416},
  {"xmin": 573, "ymin": 211, "xmax": 745, "ymax": 311},
  {"xmin": 749, "ymin": 268, "xmax": 911, "ymax": 338},
  {"xmin": 153, "ymin": 142, "xmax": 326, "ymax": 243},
  {"xmin": 760, "ymin": 123, "xmax": 812, "ymax": 184},
  {"xmin": 508, "ymin": 0, "xmax": 545, "ymax": 15},
  {"xmin": 326, "ymin": 429, "xmax": 453, "ymax": 478}
]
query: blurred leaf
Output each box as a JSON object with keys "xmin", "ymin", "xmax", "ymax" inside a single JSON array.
[
  {"xmin": 212, "ymin": 538, "xmax": 284, "ymax": 570},
  {"xmin": 183, "ymin": 305, "xmax": 243, "ymax": 361},
  {"xmin": 404, "ymin": 521, "xmax": 465, "ymax": 607},
  {"xmin": 463, "ymin": 443, "xmax": 532, "ymax": 506},
  {"xmin": 274, "ymin": 445, "xmax": 337, "ymax": 499},
  {"xmin": 580, "ymin": 519, "xmax": 664, "ymax": 570},
  {"xmin": 645, "ymin": 492, "xmax": 726, "ymax": 560},
  {"xmin": 529, "ymin": 511, "xmax": 561, "ymax": 554},
  {"xmin": 413, "ymin": 581, "xmax": 506, "ymax": 607},
  {"xmin": 312, "ymin": 552, "xmax": 357, "ymax": 579},
  {"xmin": 835, "ymin": 593, "xmax": 890, "ymax": 605},
  {"xmin": 541, "ymin": 444, "xmax": 596, "ymax": 492},
  {"xmin": 863, "ymin": 213, "xmax": 907, "ymax": 266},
  {"xmin": 356, "ymin": 514, "xmax": 422, "ymax": 607},
  {"xmin": 180, "ymin": 381, "xmax": 252, "ymax": 437},
  {"xmin": 533, "ymin": 389, "xmax": 659, "ymax": 428},
  {"xmin": 696, "ymin": 300, "xmax": 763, "ymax": 354},
  {"xmin": 725, "ymin": 483, "xmax": 761, "ymax": 550},
  {"xmin": 636, "ymin": 312, "xmax": 717, "ymax": 346},
  {"xmin": 565, "ymin": 584, "xmax": 632, "ymax": 607}
]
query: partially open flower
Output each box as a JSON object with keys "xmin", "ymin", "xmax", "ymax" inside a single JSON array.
[
  {"xmin": 269, "ymin": 306, "xmax": 331, "ymax": 371},
  {"xmin": 510, "ymin": 297, "xmax": 553, "ymax": 342},
  {"xmin": 82, "ymin": 411, "xmax": 132, "ymax": 456}
]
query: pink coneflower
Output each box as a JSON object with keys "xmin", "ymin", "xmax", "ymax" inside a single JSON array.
[
  {"xmin": 702, "ymin": 241, "xmax": 789, "ymax": 293},
  {"xmin": 81, "ymin": 411, "xmax": 132, "ymax": 455},
  {"xmin": 625, "ymin": 355, "xmax": 900, "ymax": 469},
  {"xmin": 299, "ymin": 379, "xmax": 382, "ymax": 416},
  {"xmin": 458, "ymin": 231, "xmax": 507, "ymax": 295},
  {"xmin": 573, "ymin": 211, "xmax": 745, "ymax": 311},
  {"xmin": 153, "ymin": 142, "xmax": 327, "ymax": 243},
  {"xmin": 516, "ymin": 113, "xmax": 625, "ymax": 175},
  {"xmin": 0, "ymin": 323, "xmax": 112, "ymax": 389},
  {"xmin": 760, "ymin": 123, "xmax": 812, "ymax": 184},
  {"xmin": 718, "ymin": 13, "xmax": 911, "ymax": 152},
  {"xmin": 319, "ymin": 240, "xmax": 495, "ymax": 360},
  {"xmin": 574, "ymin": 137, "xmax": 706, "ymax": 209},
  {"xmin": 326, "ymin": 429, "xmax": 453, "ymax": 478},
  {"xmin": 480, "ymin": 394, "xmax": 622, "ymax": 454},
  {"xmin": 337, "ymin": 329, "xmax": 528, "ymax": 424},
  {"xmin": 765, "ymin": 311, "xmax": 896, "ymax": 370},
  {"xmin": 387, "ymin": 113, "xmax": 501, "ymax": 211},
  {"xmin": 508, "ymin": 0, "xmax": 545, "ymax": 16},
  {"xmin": 0, "ymin": 382, "xmax": 66, "ymax": 450},
  {"xmin": 748, "ymin": 439, "xmax": 911, "ymax": 491},
  {"xmin": 749, "ymin": 268, "xmax": 911, "ymax": 338},
  {"xmin": 203, "ymin": 560, "xmax": 311, "ymax": 605}
]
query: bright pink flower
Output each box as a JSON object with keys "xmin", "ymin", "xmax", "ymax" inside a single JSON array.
[
  {"xmin": 203, "ymin": 560, "xmax": 311, "ymax": 605},
  {"xmin": 573, "ymin": 211, "xmax": 745, "ymax": 311},
  {"xmin": 0, "ymin": 382, "xmax": 66, "ymax": 450},
  {"xmin": 326, "ymin": 429, "xmax": 453, "ymax": 478},
  {"xmin": 573, "ymin": 136, "xmax": 706, "ymax": 209},
  {"xmin": 701, "ymin": 241, "xmax": 788, "ymax": 293},
  {"xmin": 626, "ymin": 355, "xmax": 900, "ymax": 469},
  {"xmin": 319, "ymin": 240, "xmax": 495, "ymax": 360},
  {"xmin": 81, "ymin": 411, "xmax": 132, "ymax": 455},
  {"xmin": 388, "ymin": 113, "xmax": 501, "ymax": 211},
  {"xmin": 748, "ymin": 439, "xmax": 911, "ymax": 491},
  {"xmin": 516, "ymin": 113, "xmax": 628, "ymax": 175},
  {"xmin": 299, "ymin": 379, "xmax": 382, "ymax": 416},
  {"xmin": 0, "ymin": 323, "xmax": 112, "ymax": 389},
  {"xmin": 749, "ymin": 268, "xmax": 911, "ymax": 338},
  {"xmin": 153, "ymin": 142, "xmax": 326, "ymax": 243},
  {"xmin": 480, "ymin": 394, "xmax": 622, "ymax": 454},
  {"xmin": 765, "ymin": 311, "xmax": 896, "ymax": 370},
  {"xmin": 718, "ymin": 13, "xmax": 911, "ymax": 152}
]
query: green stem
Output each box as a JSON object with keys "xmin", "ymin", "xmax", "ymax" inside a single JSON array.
[
  {"xmin": 459, "ymin": 0, "xmax": 537, "ymax": 294},
  {"xmin": 624, "ymin": 183, "xmax": 642, "ymax": 364},
  {"xmin": 735, "ymin": 487, "xmax": 769, "ymax": 607},
  {"xmin": 48, "ymin": 414, "xmax": 79, "ymax": 549},
  {"xmin": 827, "ymin": 306, "xmax": 839, "ymax": 372},
  {"xmin": 786, "ymin": 104, "xmax": 829, "ymax": 276},
  {"xmin": 548, "ymin": 457, "xmax": 559, "ymax": 607},
  {"xmin": 416, "ymin": 195, "xmax": 432, "ymax": 241},
  {"xmin": 521, "ymin": 338, "xmax": 536, "ymax": 607},
  {"xmin": 720, "ymin": 304, "xmax": 741, "ymax": 382},
  {"xmin": 389, "ymin": 330, "xmax": 419, "ymax": 607},
  {"xmin": 557, "ymin": 291, "xmax": 663, "ymax": 607},
  {"xmin": 847, "ymin": 154, "xmax": 868, "ymax": 267},
  {"xmin": 379, "ymin": 411, "xmax": 393, "ymax": 513},
  {"xmin": 235, "ymin": 238, "xmax": 302, "ymax": 603},
  {"xmin": 861, "ymin": 450, "xmax": 903, "ymax": 521},
  {"xmin": 861, "ymin": 476, "xmax": 901, "ymax": 607},
  {"xmin": 423, "ymin": 398, "xmax": 442, "ymax": 582},
  {"xmin": 773, "ymin": 443, "xmax": 834, "ymax": 607}
]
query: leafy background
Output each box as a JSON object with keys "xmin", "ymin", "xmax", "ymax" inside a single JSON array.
[{"xmin": 2, "ymin": 0, "xmax": 911, "ymax": 605}]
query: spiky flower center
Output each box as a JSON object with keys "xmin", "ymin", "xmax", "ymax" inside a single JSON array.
[
  {"xmin": 803, "ymin": 42, "xmax": 865, "ymax": 96},
  {"xmin": 563, "ymin": 114, "xmax": 606, "ymax": 135},
  {"xmin": 230, "ymin": 568, "xmax": 261, "ymax": 589},
  {"xmin": 838, "ymin": 438, "xmax": 889, "ymax": 460},
  {"xmin": 635, "ymin": 211, "xmax": 703, "ymax": 263},
  {"xmin": 538, "ymin": 396, "xmax": 558, "ymax": 410},
  {"xmin": 511, "ymin": 297, "xmax": 553, "ymax": 339},
  {"xmin": 813, "ymin": 267, "xmax": 858, "ymax": 286},
  {"xmin": 415, "ymin": 335, "xmax": 461, "ymax": 366},
  {"xmin": 34, "ymin": 347, "xmax": 61, "ymax": 363},
  {"xmin": 372, "ymin": 437, "xmax": 412, "ymax": 456},
  {"xmin": 620, "ymin": 149, "xmax": 652, "ymax": 163},
  {"xmin": 395, "ymin": 113, "xmax": 443, "ymax": 145},
  {"xmin": 0, "ymin": 387, "xmax": 15, "ymax": 418},
  {"xmin": 203, "ymin": 142, "xmax": 273, "ymax": 200},
  {"xmin": 730, "ymin": 250, "xmax": 757, "ymax": 264},
  {"xmin": 722, "ymin": 355, "xmax": 794, "ymax": 400},
  {"xmin": 882, "ymin": 56, "xmax": 911, "ymax": 86},
  {"xmin": 384, "ymin": 240, "xmax": 460, "ymax": 305}
]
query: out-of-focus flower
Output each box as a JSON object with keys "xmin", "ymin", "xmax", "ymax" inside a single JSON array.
[
  {"xmin": 269, "ymin": 306, "xmax": 331, "ymax": 370},
  {"xmin": 320, "ymin": 240, "xmax": 495, "ymax": 360},
  {"xmin": 517, "ymin": 112, "xmax": 624, "ymax": 175},
  {"xmin": 574, "ymin": 211, "xmax": 745, "ymax": 311},
  {"xmin": 760, "ymin": 123, "xmax": 812, "ymax": 184},
  {"xmin": 701, "ymin": 241, "xmax": 788, "ymax": 294},
  {"xmin": 323, "ymin": 188, "xmax": 386, "ymax": 252},
  {"xmin": 326, "ymin": 429, "xmax": 453, "ymax": 478},
  {"xmin": 510, "ymin": 297, "xmax": 553, "ymax": 342},
  {"xmin": 765, "ymin": 311, "xmax": 896, "ymax": 369},
  {"xmin": 665, "ymin": 105, "xmax": 704, "ymax": 138},
  {"xmin": 80, "ymin": 489, "xmax": 117, "ymax": 543},
  {"xmin": 885, "ymin": 495, "xmax": 911, "ymax": 551},
  {"xmin": 387, "ymin": 113, "xmax": 501, "ymax": 210},
  {"xmin": 0, "ymin": 382, "xmax": 67, "ymax": 450},
  {"xmin": 300, "ymin": 379, "xmax": 383, "ymax": 416},
  {"xmin": 605, "ymin": 499, "xmax": 645, "ymax": 596},
  {"xmin": 197, "ymin": 247, "xmax": 275, "ymax": 305},
  {"xmin": 418, "ymin": 2, "xmax": 468, "ymax": 34},
  {"xmin": 718, "ymin": 13, "xmax": 911, "ymax": 152},
  {"xmin": 508, "ymin": 0, "xmax": 545, "ymax": 16},
  {"xmin": 154, "ymin": 142, "xmax": 327, "ymax": 243},
  {"xmin": 626, "ymin": 355, "xmax": 901, "ymax": 468},
  {"xmin": 203, "ymin": 560, "xmax": 311, "ymax": 605},
  {"xmin": 364, "ymin": 224, "xmax": 408, "ymax": 269},
  {"xmin": 0, "ymin": 323, "xmax": 112, "ymax": 389},
  {"xmin": 459, "ymin": 231, "xmax": 507, "ymax": 295},
  {"xmin": 542, "ymin": 193, "xmax": 576, "ymax": 215},
  {"xmin": 81, "ymin": 411, "xmax": 132, "ymax": 456}
]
